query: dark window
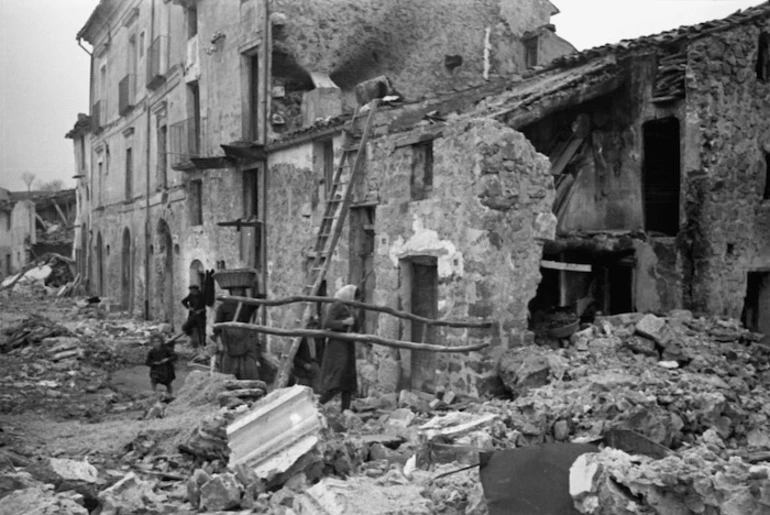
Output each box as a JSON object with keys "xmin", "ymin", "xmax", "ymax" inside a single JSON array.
[
  {"xmin": 187, "ymin": 7, "xmax": 198, "ymax": 38},
  {"xmin": 524, "ymin": 37, "xmax": 539, "ymax": 68},
  {"xmin": 158, "ymin": 124, "xmax": 167, "ymax": 188},
  {"xmin": 248, "ymin": 54, "xmax": 259, "ymax": 141},
  {"xmin": 642, "ymin": 118, "xmax": 680, "ymax": 236},
  {"xmin": 79, "ymin": 137, "xmax": 86, "ymax": 170},
  {"xmin": 410, "ymin": 141, "xmax": 434, "ymax": 201},
  {"xmin": 139, "ymin": 32, "xmax": 145, "ymax": 58},
  {"xmin": 188, "ymin": 82, "xmax": 201, "ymax": 154},
  {"xmin": 757, "ymin": 33, "xmax": 769, "ymax": 82},
  {"xmin": 743, "ymin": 272, "xmax": 770, "ymax": 334},
  {"xmin": 189, "ymin": 179, "xmax": 203, "ymax": 226},
  {"xmin": 125, "ymin": 147, "xmax": 133, "ymax": 200},
  {"xmin": 323, "ymin": 140, "xmax": 334, "ymax": 198}
]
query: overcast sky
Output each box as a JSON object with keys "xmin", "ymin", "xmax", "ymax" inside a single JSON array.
[{"xmin": 0, "ymin": 0, "xmax": 766, "ymax": 192}]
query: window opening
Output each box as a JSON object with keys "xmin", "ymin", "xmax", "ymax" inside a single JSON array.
[
  {"xmin": 642, "ymin": 117, "xmax": 681, "ymax": 236},
  {"xmin": 410, "ymin": 140, "xmax": 434, "ymax": 201}
]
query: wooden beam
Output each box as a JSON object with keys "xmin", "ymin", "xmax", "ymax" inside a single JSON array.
[
  {"xmin": 540, "ymin": 260, "xmax": 592, "ymax": 272},
  {"xmin": 213, "ymin": 322, "xmax": 490, "ymax": 353},
  {"xmin": 219, "ymin": 295, "xmax": 494, "ymax": 329},
  {"xmin": 51, "ymin": 199, "xmax": 70, "ymax": 226}
]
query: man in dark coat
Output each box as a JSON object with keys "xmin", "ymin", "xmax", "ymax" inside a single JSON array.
[
  {"xmin": 319, "ymin": 284, "xmax": 359, "ymax": 411},
  {"xmin": 292, "ymin": 316, "xmax": 325, "ymax": 391},
  {"xmin": 181, "ymin": 285, "xmax": 206, "ymax": 348}
]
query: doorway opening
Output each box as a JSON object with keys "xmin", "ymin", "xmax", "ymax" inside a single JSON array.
[
  {"xmin": 402, "ymin": 256, "xmax": 439, "ymax": 392},
  {"xmin": 743, "ymin": 272, "xmax": 770, "ymax": 334},
  {"xmin": 157, "ymin": 219, "xmax": 175, "ymax": 326},
  {"xmin": 642, "ymin": 118, "xmax": 681, "ymax": 236},
  {"xmin": 121, "ymin": 228, "xmax": 132, "ymax": 311},
  {"xmin": 349, "ymin": 206, "xmax": 376, "ymax": 333}
]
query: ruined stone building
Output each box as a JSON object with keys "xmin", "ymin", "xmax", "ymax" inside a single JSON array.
[
  {"xmin": 70, "ymin": 0, "xmax": 570, "ymax": 322},
  {"xmin": 71, "ymin": 0, "xmax": 770, "ymax": 396},
  {"xmin": 0, "ymin": 188, "xmax": 77, "ymax": 279}
]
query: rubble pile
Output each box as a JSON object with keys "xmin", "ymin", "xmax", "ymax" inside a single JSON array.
[
  {"xmin": 4, "ymin": 300, "xmax": 770, "ymax": 514},
  {"xmin": 0, "ymin": 253, "xmax": 77, "ymax": 296}
]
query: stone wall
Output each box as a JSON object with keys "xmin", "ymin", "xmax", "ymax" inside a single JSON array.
[
  {"xmin": 366, "ymin": 118, "xmax": 554, "ymax": 395},
  {"xmin": 270, "ymin": 0, "xmax": 560, "ymax": 100},
  {"xmin": 684, "ymin": 19, "xmax": 770, "ymax": 317}
]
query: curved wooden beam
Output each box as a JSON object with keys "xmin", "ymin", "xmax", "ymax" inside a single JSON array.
[
  {"xmin": 213, "ymin": 322, "xmax": 489, "ymax": 353},
  {"xmin": 218, "ymin": 295, "xmax": 494, "ymax": 329}
]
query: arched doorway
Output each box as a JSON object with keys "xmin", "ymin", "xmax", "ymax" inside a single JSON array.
[
  {"xmin": 121, "ymin": 228, "xmax": 132, "ymax": 311},
  {"xmin": 95, "ymin": 232, "xmax": 104, "ymax": 296},
  {"xmin": 156, "ymin": 219, "xmax": 175, "ymax": 326}
]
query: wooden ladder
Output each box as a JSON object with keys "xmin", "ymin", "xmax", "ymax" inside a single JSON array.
[{"xmin": 273, "ymin": 99, "xmax": 380, "ymax": 388}]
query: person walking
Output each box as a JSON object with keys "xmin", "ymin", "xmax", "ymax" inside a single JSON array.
[
  {"xmin": 319, "ymin": 284, "xmax": 359, "ymax": 411},
  {"xmin": 181, "ymin": 285, "xmax": 206, "ymax": 348},
  {"xmin": 145, "ymin": 333, "xmax": 177, "ymax": 397}
]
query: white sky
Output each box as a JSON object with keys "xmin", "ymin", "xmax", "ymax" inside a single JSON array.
[{"xmin": 0, "ymin": 0, "xmax": 766, "ymax": 192}]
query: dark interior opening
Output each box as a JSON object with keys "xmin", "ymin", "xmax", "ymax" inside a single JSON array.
[
  {"xmin": 742, "ymin": 272, "xmax": 770, "ymax": 334},
  {"xmin": 529, "ymin": 249, "xmax": 635, "ymax": 343},
  {"xmin": 407, "ymin": 256, "xmax": 438, "ymax": 392},
  {"xmin": 757, "ymin": 33, "xmax": 769, "ymax": 82},
  {"xmin": 642, "ymin": 118, "xmax": 681, "ymax": 236}
]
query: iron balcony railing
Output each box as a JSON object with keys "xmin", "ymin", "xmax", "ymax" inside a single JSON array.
[
  {"xmin": 169, "ymin": 117, "xmax": 200, "ymax": 166},
  {"xmin": 146, "ymin": 36, "xmax": 168, "ymax": 89},
  {"xmin": 118, "ymin": 74, "xmax": 136, "ymax": 115},
  {"xmin": 91, "ymin": 100, "xmax": 103, "ymax": 132}
]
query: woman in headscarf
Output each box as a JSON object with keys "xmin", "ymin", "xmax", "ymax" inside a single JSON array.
[{"xmin": 319, "ymin": 284, "xmax": 359, "ymax": 411}]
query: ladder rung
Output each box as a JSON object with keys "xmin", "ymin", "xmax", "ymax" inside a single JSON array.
[{"xmin": 341, "ymin": 145, "xmax": 360, "ymax": 152}]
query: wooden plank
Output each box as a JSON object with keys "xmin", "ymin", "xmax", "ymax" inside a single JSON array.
[
  {"xmin": 214, "ymin": 322, "xmax": 490, "ymax": 353},
  {"xmin": 540, "ymin": 260, "xmax": 592, "ymax": 272},
  {"xmin": 51, "ymin": 199, "xmax": 70, "ymax": 226},
  {"xmin": 219, "ymin": 294, "xmax": 494, "ymax": 329},
  {"xmin": 550, "ymin": 137, "xmax": 584, "ymax": 176}
]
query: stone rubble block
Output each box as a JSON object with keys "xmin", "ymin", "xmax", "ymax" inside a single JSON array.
[
  {"xmin": 97, "ymin": 472, "xmax": 165, "ymax": 515},
  {"xmin": 498, "ymin": 346, "xmax": 568, "ymax": 395},
  {"xmin": 635, "ymin": 314, "xmax": 667, "ymax": 343},
  {"xmin": 199, "ymin": 472, "xmax": 243, "ymax": 512},
  {"xmin": 569, "ymin": 446, "xmax": 770, "ymax": 514}
]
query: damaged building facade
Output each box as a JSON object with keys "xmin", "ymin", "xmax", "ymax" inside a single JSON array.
[
  {"xmin": 71, "ymin": 0, "xmax": 570, "ymax": 328},
  {"xmin": 72, "ymin": 0, "xmax": 770, "ymax": 396},
  {"xmin": 0, "ymin": 188, "xmax": 77, "ymax": 280}
]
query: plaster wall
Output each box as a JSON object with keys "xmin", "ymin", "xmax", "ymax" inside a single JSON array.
[{"xmin": 10, "ymin": 201, "xmax": 35, "ymax": 271}]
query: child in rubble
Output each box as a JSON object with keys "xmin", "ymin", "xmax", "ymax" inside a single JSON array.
[{"xmin": 145, "ymin": 333, "xmax": 178, "ymax": 398}]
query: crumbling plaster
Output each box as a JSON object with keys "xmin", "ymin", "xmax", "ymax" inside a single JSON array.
[
  {"xmin": 270, "ymin": 0, "xmax": 558, "ymax": 100},
  {"xmin": 683, "ymin": 19, "xmax": 770, "ymax": 317}
]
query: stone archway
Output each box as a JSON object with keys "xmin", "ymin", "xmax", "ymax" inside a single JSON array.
[
  {"xmin": 121, "ymin": 228, "xmax": 132, "ymax": 311},
  {"xmin": 95, "ymin": 232, "xmax": 104, "ymax": 296},
  {"xmin": 156, "ymin": 219, "xmax": 175, "ymax": 326}
]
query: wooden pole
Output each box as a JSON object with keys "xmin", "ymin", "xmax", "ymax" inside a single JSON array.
[
  {"xmin": 213, "ymin": 322, "xmax": 489, "ymax": 353},
  {"xmin": 219, "ymin": 295, "xmax": 494, "ymax": 329}
]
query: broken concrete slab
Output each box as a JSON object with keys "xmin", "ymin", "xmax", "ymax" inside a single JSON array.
[
  {"xmin": 293, "ymin": 476, "xmax": 432, "ymax": 514},
  {"xmin": 227, "ymin": 385, "xmax": 326, "ymax": 487}
]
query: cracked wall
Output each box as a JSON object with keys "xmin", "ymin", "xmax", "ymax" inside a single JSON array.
[{"xmin": 683, "ymin": 19, "xmax": 770, "ymax": 318}]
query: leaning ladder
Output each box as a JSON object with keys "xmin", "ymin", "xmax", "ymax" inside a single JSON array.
[{"xmin": 273, "ymin": 99, "xmax": 380, "ymax": 388}]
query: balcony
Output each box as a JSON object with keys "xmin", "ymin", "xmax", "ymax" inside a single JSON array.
[
  {"xmin": 118, "ymin": 74, "xmax": 136, "ymax": 115},
  {"xmin": 91, "ymin": 100, "xmax": 103, "ymax": 133},
  {"xmin": 146, "ymin": 36, "xmax": 168, "ymax": 89},
  {"xmin": 169, "ymin": 117, "xmax": 200, "ymax": 170}
]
